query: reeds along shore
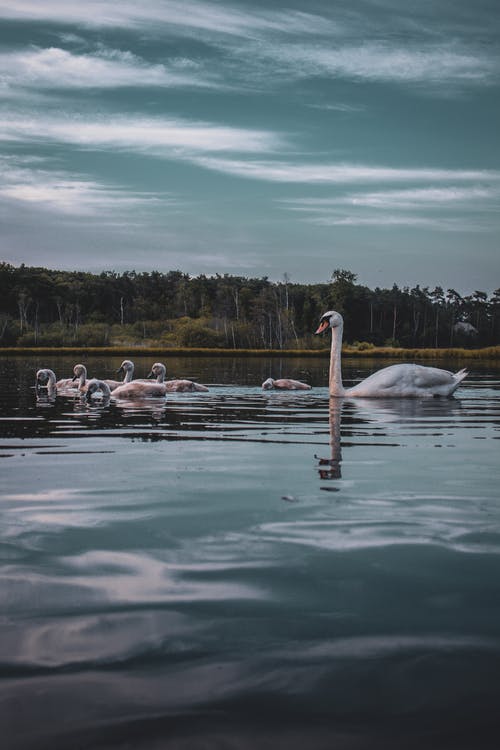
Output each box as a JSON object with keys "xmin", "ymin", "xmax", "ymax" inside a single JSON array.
[{"xmin": 1, "ymin": 345, "xmax": 499, "ymax": 359}]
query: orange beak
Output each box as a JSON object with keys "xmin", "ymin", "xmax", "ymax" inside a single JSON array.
[{"xmin": 315, "ymin": 320, "xmax": 329, "ymax": 335}]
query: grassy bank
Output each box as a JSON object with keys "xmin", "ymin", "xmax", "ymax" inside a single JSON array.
[{"xmin": 1, "ymin": 345, "xmax": 499, "ymax": 359}]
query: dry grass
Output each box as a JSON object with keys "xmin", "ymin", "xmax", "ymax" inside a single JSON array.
[{"xmin": 1, "ymin": 345, "xmax": 499, "ymax": 359}]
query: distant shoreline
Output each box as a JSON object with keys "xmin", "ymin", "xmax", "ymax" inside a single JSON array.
[{"xmin": 1, "ymin": 346, "xmax": 499, "ymax": 359}]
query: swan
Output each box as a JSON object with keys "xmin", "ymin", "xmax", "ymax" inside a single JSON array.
[
  {"xmin": 262, "ymin": 377, "xmax": 311, "ymax": 390},
  {"xmin": 103, "ymin": 359, "xmax": 136, "ymax": 390},
  {"xmin": 71, "ymin": 363, "xmax": 88, "ymax": 391},
  {"xmin": 84, "ymin": 379, "xmax": 111, "ymax": 403},
  {"xmin": 70, "ymin": 363, "xmax": 131, "ymax": 393},
  {"xmin": 315, "ymin": 310, "xmax": 468, "ymax": 398},
  {"xmin": 147, "ymin": 361, "xmax": 209, "ymax": 392},
  {"xmin": 164, "ymin": 378, "xmax": 209, "ymax": 393},
  {"xmin": 35, "ymin": 368, "xmax": 58, "ymax": 397},
  {"xmin": 35, "ymin": 365, "xmax": 87, "ymax": 395},
  {"xmin": 147, "ymin": 362, "xmax": 167, "ymax": 383},
  {"xmin": 111, "ymin": 374, "xmax": 167, "ymax": 399}
]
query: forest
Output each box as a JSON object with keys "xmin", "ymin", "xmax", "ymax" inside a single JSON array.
[{"xmin": 0, "ymin": 263, "xmax": 498, "ymax": 351}]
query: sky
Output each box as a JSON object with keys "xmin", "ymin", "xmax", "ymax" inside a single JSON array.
[{"xmin": 0, "ymin": 0, "xmax": 499, "ymax": 294}]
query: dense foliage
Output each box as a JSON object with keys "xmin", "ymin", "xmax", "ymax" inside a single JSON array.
[{"xmin": 0, "ymin": 263, "xmax": 498, "ymax": 349}]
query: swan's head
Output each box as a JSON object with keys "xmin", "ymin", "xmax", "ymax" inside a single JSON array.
[
  {"xmin": 315, "ymin": 310, "xmax": 343, "ymax": 335},
  {"xmin": 36, "ymin": 368, "xmax": 49, "ymax": 385},
  {"xmin": 72, "ymin": 364, "xmax": 87, "ymax": 382},
  {"xmin": 36, "ymin": 368, "xmax": 56, "ymax": 388},
  {"xmin": 117, "ymin": 359, "xmax": 134, "ymax": 376},
  {"xmin": 147, "ymin": 362, "xmax": 166, "ymax": 380},
  {"xmin": 262, "ymin": 377, "xmax": 275, "ymax": 390},
  {"xmin": 85, "ymin": 379, "xmax": 111, "ymax": 402}
]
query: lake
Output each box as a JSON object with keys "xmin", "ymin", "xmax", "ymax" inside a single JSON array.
[{"xmin": 1, "ymin": 354, "xmax": 500, "ymax": 749}]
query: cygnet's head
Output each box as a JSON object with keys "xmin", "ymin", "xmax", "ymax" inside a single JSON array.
[
  {"xmin": 72, "ymin": 363, "xmax": 87, "ymax": 382},
  {"xmin": 36, "ymin": 368, "xmax": 56, "ymax": 387},
  {"xmin": 147, "ymin": 362, "xmax": 166, "ymax": 380},
  {"xmin": 85, "ymin": 379, "xmax": 111, "ymax": 402},
  {"xmin": 262, "ymin": 377, "xmax": 275, "ymax": 390},
  {"xmin": 315, "ymin": 310, "xmax": 344, "ymax": 335},
  {"xmin": 117, "ymin": 359, "xmax": 133, "ymax": 375},
  {"xmin": 36, "ymin": 368, "xmax": 49, "ymax": 385}
]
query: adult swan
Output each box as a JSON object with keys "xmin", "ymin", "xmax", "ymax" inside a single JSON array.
[{"xmin": 315, "ymin": 310, "xmax": 468, "ymax": 398}]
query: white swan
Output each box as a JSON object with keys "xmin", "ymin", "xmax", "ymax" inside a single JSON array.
[
  {"xmin": 147, "ymin": 361, "xmax": 209, "ymax": 392},
  {"xmin": 262, "ymin": 377, "xmax": 311, "ymax": 391},
  {"xmin": 315, "ymin": 310, "xmax": 468, "ymax": 398}
]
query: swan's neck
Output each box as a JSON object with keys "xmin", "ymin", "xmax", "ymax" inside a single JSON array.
[
  {"xmin": 77, "ymin": 368, "xmax": 87, "ymax": 390},
  {"xmin": 46, "ymin": 370, "xmax": 57, "ymax": 395},
  {"xmin": 329, "ymin": 324, "xmax": 345, "ymax": 397},
  {"xmin": 124, "ymin": 367, "xmax": 133, "ymax": 383}
]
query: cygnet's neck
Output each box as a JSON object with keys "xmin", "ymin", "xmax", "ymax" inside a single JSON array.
[
  {"xmin": 45, "ymin": 370, "xmax": 57, "ymax": 396},
  {"xmin": 329, "ymin": 324, "xmax": 346, "ymax": 397},
  {"xmin": 155, "ymin": 366, "xmax": 166, "ymax": 383}
]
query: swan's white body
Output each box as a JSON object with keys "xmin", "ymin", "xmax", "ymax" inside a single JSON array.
[
  {"xmin": 316, "ymin": 311, "xmax": 468, "ymax": 398},
  {"xmin": 262, "ymin": 377, "xmax": 311, "ymax": 391}
]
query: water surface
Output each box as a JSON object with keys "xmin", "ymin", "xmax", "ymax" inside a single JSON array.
[{"xmin": 1, "ymin": 356, "xmax": 500, "ymax": 749}]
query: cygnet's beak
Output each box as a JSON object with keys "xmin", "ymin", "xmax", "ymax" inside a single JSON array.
[{"xmin": 146, "ymin": 370, "xmax": 154, "ymax": 379}]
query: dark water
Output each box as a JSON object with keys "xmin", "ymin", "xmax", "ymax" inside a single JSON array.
[{"xmin": 1, "ymin": 355, "xmax": 500, "ymax": 750}]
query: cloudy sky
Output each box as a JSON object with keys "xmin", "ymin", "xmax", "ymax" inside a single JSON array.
[{"xmin": 1, "ymin": 0, "xmax": 499, "ymax": 293}]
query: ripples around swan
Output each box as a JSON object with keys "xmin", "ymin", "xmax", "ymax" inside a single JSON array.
[{"xmin": 1, "ymin": 358, "xmax": 500, "ymax": 749}]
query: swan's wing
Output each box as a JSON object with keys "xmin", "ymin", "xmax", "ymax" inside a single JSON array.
[
  {"xmin": 412, "ymin": 365, "xmax": 456, "ymax": 387},
  {"xmin": 347, "ymin": 364, "xmax": 460, "ymax": 397}
]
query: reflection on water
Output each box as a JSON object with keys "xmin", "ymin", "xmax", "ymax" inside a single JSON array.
[
  {"xmin": 316, "ymin": 402, "xmax": 343, "ymax": 480},
  {"xmin": 1, "ymin": 356, "xmax": 500, "ymax": 749}
]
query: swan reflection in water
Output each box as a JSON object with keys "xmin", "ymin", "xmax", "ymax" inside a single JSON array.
[
  {"xmin": 317, "ymin": 396, "xmax": 464, "ymax": 482},
  {"xmin": 317, "ymin": 400, "xmax": 343, "ymax": 480}
]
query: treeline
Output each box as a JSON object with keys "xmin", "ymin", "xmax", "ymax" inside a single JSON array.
[{"xmin": 0, "ymin": 263, "xmax": 498, "ymax": 350}]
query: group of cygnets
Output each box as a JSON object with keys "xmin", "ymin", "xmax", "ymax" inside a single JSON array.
[
  {"xmin": 35, "ymin": 359, "xmax": 210, "ymax": 402},
  {"xmin": 35, "ymin": 360, "xmax": 312, "ymax": 402}
]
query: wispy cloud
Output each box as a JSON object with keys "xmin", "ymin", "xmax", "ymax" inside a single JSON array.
[
  {"xmin": 0, "ymin": 0, "xmax": 335, "ymax": 37},
  {"xmin": 278, "ymin": 185, "xmax": 499, "ymax": 232},
  {"xmin": 1, "ymin": 1, "xmax": 497, "ymax": 93},
  {"xmin": 0, "ymin": 115, "xmax": 280, "ymax": 154},
  {"xmin": 263, "ymin": 41, "xmax": 497, "ymax": 86},
  {"xmin": 283, "ymin": 186, "xmax": 499, "ymax": 210},
  {"xmin": 0, "ymin": 156, "xmax": 174, "ymax": 216},
  {"xmin": 306, "ymin": 215, "xmax": 461, "ymax": 229},
  {"xmin": 191, "ymin": 157, "xmax": 500, "ymax": 184},
  {"xmin": 0, "ymin": 47, "xmax": 217, "ymax": 92}
]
